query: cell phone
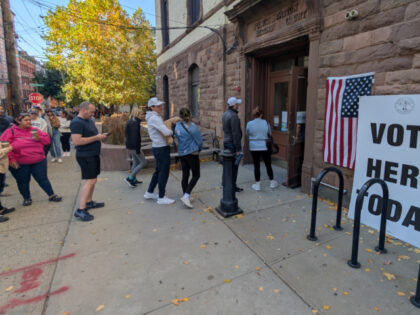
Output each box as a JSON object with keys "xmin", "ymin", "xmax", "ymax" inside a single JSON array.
[{"xmin": 105, "ymin": 132, "xmax": 111, "ymax": 136}]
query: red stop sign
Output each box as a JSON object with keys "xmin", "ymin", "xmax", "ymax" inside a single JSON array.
[{"xmin": 29, "ymin": 93, "xmax": 44, "ymax": 104}]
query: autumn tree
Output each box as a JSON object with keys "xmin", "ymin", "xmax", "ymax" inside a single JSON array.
[{"xmin": 44, "ymin": 0, "xmax": 156, "ymax": 107}]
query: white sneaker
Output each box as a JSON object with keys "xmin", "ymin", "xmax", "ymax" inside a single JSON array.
[
  {"xmin": 144, "ymin": 192, "xmax": 158, "ymax": 200},
  {"xmin": 67, "ymin": 152, "xmax": 71, "ymax": 157},
  {"xmin": 252, "ymin": 182, "xmax": 261, "ymax": 191},
  {"xmin": 57, "ymin": 158, "xmax": 63, "ymax": 163},
  {"xmin": 180, "ymin": 196, "xmax": 193, "ymax": 208},
  {"xmin": 157, "ymin": 196, "xmax": 175, "ymax": 205},
  {"xmin": 51, "ymin": 158, "xmax": 56, "ymax": 162},
  {"xmin": 270, "ymin": 180, "xmax": 279, "ymax": 189}
]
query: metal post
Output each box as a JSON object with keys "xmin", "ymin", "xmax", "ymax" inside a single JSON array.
[
  {"xmin": 410, "ymin": 264, "xmax": 420, "ymax": 308},
  {"xmin": 216, "ymin": 150, "xmax": 243, "ymax": 218},
  {"xmin": 348, "ymin": 178, "xmax": 388, "ymax": 269},
  {"xmin": 307, "ymin": 167, "xmax": 344, "ymax": 241}
]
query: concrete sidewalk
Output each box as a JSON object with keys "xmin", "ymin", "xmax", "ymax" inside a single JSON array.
[{"xmin": 1, "ymin": 160, "xmax": 419, "ymax": 315}]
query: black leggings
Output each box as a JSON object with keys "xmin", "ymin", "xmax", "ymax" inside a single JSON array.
[
  {"xmin": 251, "ymin": 150, "xmax": 273, "ymax": 182},
  {"xmin": 60, "ymin": 132, "xmax": 71, "ymax": 152},
  {"xmin": 180, "ymin": 154, "xmax": 200, "ymax": 194}
]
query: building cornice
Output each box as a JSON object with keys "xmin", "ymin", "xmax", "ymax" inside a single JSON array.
[{"xmin": 225, "ymin": 0, "xmax": 263, "ymax": 22}]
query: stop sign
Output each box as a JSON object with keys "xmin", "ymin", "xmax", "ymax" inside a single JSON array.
[{"xmin": 29, "ymin": 93, "xmax": 44, "ymax": 104}]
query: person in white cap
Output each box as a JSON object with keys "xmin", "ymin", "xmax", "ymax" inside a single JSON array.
[
  {"xmin": 222, "ymin": 96, "xmax": 243, "ymax": 192},
  {"xmin": 143, "ymin": 97, "xmax": 176, "ymax": 204}
]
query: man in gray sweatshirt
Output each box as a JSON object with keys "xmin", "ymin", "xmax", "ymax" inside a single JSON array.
[{"xmin": 222, "ymin": 97, "xmax": 243, "ymax": 192}]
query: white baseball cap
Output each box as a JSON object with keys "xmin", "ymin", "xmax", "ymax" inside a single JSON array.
[
  {"xmin": 148, "ymin": 97, "xmax": 165, "ymax": 107},
  {"xmin": 227, "ymin": 96, "xmax": 242, "ymax": 107}
]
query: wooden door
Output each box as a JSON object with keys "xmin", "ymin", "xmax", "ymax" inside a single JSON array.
[{"xmin": 268, "ymin": 66, "xmax": 307, "ymax": 187}]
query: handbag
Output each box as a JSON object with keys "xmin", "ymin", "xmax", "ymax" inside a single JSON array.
[{"xmin": 266, "ymin": 121, "xmax": 279, "ymax": 155}]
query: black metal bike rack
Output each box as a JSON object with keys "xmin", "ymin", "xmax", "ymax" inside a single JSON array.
[
  {"xmin": 348, "ymin": 178, "xmax": 389, "ymax": 269},
  {"xmin": 307, "ymin": 167, "xmax": 344, "ymax": 241},
  {"xmin": 411, "ymin": 264, "xmax": 420, "ymax": 308}
]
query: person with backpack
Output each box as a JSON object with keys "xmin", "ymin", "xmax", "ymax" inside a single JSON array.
[
  {"xmin": 124, "ymin": 107, "xmax": 146, "ymax": 187},
  {"xmin": 174, "ymin": 108, "xmax": 202, "ymax": 208}
]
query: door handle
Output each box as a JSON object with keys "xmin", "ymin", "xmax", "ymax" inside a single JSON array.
[{"xmin": 290, "ymin": 135, "xmax": 296, "ymax": 145}]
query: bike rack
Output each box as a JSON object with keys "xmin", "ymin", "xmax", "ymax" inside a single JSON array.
[
  {"xmin": 307, "ymin": 167, "xmax": 344, "ymax": 241},
  {"xmin": 411, "ymin": 264, "xmax": 420, "ymax": 308},
  {"xmin": 348, "ymin": 178, "xmax": 389, "ymax": 269}
]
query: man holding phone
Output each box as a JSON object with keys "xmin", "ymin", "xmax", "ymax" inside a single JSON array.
[{"xmin": 71, "ymin": 101, "xmax": 108, "ymax": 221}]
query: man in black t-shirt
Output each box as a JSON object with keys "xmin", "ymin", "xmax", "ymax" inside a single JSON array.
[{"xmin": 70, "ymin": 101, "xmax": 108, "ymax": 221}]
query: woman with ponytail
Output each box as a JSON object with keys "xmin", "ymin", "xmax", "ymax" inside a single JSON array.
[{"xmin": 174, "ymin": 108, "xmax": 202, "ymax": 208}]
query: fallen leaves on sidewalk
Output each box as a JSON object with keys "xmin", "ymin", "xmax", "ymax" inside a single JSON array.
[
  {"xmin": 234, "ymin": 265, "xmax": 239, "ymax": 269},
  {"xmin": 273, "ymin": 289, "xmax": 279, "ymax": 294},
  {"xmin": 343, "ymin": 291, "xmax": 349, "ymax": 296},
  {"xmin": 171, "ymin": 297, "xmax": 189, "ymax": 305},
  {"xmin": 383, "ymin": 272, "xmax": 396, "ymax": 280},
  {"xmin": 235, "ymin": 214, "xmax": 244, "ymax": 219},
  {"xmin": 368, "ymin": 229, "xmax": 375, "ymax": 235},
  {"xmin": 325, "ymin": 244, "xmax": 332, "ymax": 249},
  {"xmin": 365, "ymin": 268, "xmax": 371, "ymax": 272},
  {"xmin": 203, "ymin": 207, "xmax": 213, "ymax": 213},
  {"xmin": 224, "ymin": 279, "xmax": 232, "ymax": 283},
  {"xmin": 125, "ymin": 294, "xmax": 131, "ymax": 299},
  {"xmin": 322, "ymin": 305, "xmax": 330, "ymax": 310},
  {"xmin": 397, "ymin": 291, "xmax": 406, "ymax": 296},
  {"xmin": 375, "ymin": 307, "xmax": 380, "ymax": 311},
  {"xmin": 397, "ymin": 255, "xmax": 410, "ymax": 261},
  {"xmin": 365, "ymin": 248, "xmax": 373, "ymax": 253},
  {"xmin": 256, "ymin": 267, "xmax": 261, "ymax": 271},
  {"xmin": 59, "ymin": 313, "xmax": 70, "ymax": 315},
  {"xmin": 200, "ymin": 244, "xmax": 206, "ymax": 248},
  {"xmin": 152, "ymin": 228, "xmax": 158, "ymax": 232},
  {"xmin": 266, "ymin": 234, "xmax": 275, "ymax": 240},
  {"xmin": 5, "ymin": 286, "xmax": 13, "ymax": 292},
  {"xmin": 95, "ymin": 305, "xmax": 104, "ymax": 312},
  {"xmin": 259, "ymin": 286, "xmax": 264, "ymax": 291}
]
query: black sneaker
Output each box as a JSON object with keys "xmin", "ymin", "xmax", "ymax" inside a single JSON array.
[
  {"xmin": 86, "ymin": 201, "xmax": 105, "ymax": 209},
  {"xmin": 49, "ymin": 195, "xmax": 63, "ymax": 202},
  {"xmin": 0, "ymin": 206, "xmax": 15, "ymax": 215},
  {"xmin": 124, "ymin": 177, "xmax": 136, "ymax": 188},
  {"xmin": 133, "ymin": 178, "xmax": 142, "ymax": 185},
  {"xmin": 23, "ymin": 199, "xmax": 32, "ymax": 206},
  {"xmin": 74, "ymin": 209, "xmax": 94, "ymax": 221},
  {"xmin": 235, "ymin": 187, "xmax": 244, "ymax": 192},
  {"xmin": 0, "ymin": 214, "xmax": 9, "ymax": 222}
]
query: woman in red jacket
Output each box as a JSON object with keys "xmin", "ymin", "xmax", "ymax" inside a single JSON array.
[{"xmin": 0, "ymin": 113, "xmax": 62, "ymax": 206}]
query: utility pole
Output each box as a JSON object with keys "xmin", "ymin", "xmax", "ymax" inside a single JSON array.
[{"xmin": 1, "ymin": 0, "xmax": 23, "ymax": 116}]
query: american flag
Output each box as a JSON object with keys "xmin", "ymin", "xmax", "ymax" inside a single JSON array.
[{"xmin": 323, "ymin": 72, "xmax": 374, "ymax": 169}]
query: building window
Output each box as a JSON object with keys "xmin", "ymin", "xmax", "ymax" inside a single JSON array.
[
  {"xmin": 189, "ymin": 0, "xmax": 201, "ymax": 25},
  {"xmin": 163, "ymin": 75, "xmax": 170, "ymax": 120},
  {"xmin": 189, "ymin": 64, "xmax": 199, "ymax": 118},
  {"xmin": 161, "ymin": 0, "xmax": 169, "ymax": 47}
]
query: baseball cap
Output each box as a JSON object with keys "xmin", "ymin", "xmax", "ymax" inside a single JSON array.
[
  {"xmin": 147, "ymin": 97, "xmax": 165, "ymax": 107},
  {"xmin": 227, "ymin": 97, "xmax": 242, "ymax": 107}
]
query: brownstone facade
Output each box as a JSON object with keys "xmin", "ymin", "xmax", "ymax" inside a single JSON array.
[{"xmin": 156, "ymin": 0, "xmax": 420, "ymax": 196}]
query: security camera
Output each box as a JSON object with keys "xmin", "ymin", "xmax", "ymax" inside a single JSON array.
[{"xmin": 345, "ymin": 9, "xmax": 359, "ymax": 20}]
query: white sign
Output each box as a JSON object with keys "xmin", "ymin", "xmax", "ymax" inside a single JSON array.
[
  {"xmin": 297, "ymin": 111, "xmax": 306, "ymax": 124},
  {"xmin": 349, "ymin": 95, "xmax": 420, "ymax": 248}
]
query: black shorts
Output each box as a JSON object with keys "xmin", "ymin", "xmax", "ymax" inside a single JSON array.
[{"xmin": 76, "ymin": 155, "xmax": 101, "ymax": 180}]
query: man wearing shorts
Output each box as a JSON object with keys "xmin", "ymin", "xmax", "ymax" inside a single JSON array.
[{"xmin": 71, "ymin": 101, "xmax": 108, "ymax": 221}]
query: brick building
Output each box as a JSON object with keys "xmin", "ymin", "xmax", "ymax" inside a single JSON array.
[
  {"xmin": 18, "ymin": 50, "xmax": 36, "ymax": 100},
  {"xmin": 154, "ymin": 0, "xmax": 420, "ymax": 195},
  {"xmin": 0, "ymin": 6, "xmax": 11, "ymax": 102}
]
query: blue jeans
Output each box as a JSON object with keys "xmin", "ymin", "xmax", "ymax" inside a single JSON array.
[
  {"xmin": 9, "ymin": 159, "xmax": 55, "ymax": 200},
  {"xmin": 49, "ymin": 129, "xmax": 62, "ymax": 158},
  {"xmin": 147, "ymin": 146, "xmax": 170, "ymax": 198}
]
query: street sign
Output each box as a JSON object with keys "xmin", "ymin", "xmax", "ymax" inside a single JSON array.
[
  {"xmin": 29, "ymin": 92, "xmax": 44, "ymax": 104},
  {"xmin": 29, "ymin": 83, "xmax": 44, "ymax": 87}
]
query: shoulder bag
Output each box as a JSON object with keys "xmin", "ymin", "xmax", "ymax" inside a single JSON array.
[
  {"xmin": 266, "ymin": 121, "xmax": 279, "ymax": 155},
  {"xmin": 180, "ymin": 122, "xmax": 202, "ymax": 152}
]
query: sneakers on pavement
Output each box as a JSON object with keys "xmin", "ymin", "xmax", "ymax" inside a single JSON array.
[
  {"xmin": 57, "ymin": 158, "xmax": 63, "ymax": 163},
  {"xmin": 0, "ymin": 206, "xmax": 15, "ymax": 215},
  {"xmin": 144, "ymin": 192, "xmax": 159, "ymax": 200},
  {"xmin": 133, "ymin": 178, "xmax": 142, "ymax": 185},
  {"xmin": 252, "ymin": 182, "xmax": 261, "ymax": 191},
  {"xmin": 74, "ymin": 209, "xmax": 94, "ymax": 221},
  {"xmin": 235, "ymin": 187, "xmax": 244, "ymax": 192},
  {"xmin": 49, "ymin": 195, "xmax": 63, "ymax": 202},
  {"xmin": 0, "ymin": 215, "xmax": 8, "ymax": 223},
  {"xmin": 51, "ymin": 158, "xmax": 56, "ymax": 162},
  {"xmin": 124, "ymin": 177, "xmax": 136, "ymax": 188},
  {"xmin": 180, "ymin": 197, "xmax": 193, "ymax": 208},
  {"xmin": 86, "ymin": 201, "xmax": 105, "ymax": 209},
  {"xmin": 157, "ymin": 196, "xmax": 175, "ymax": 205},
  {"xmin": 270, "ymin": 180, "xmax": 279, "ymax": 189},
  {"xmin": 23, "ymin": 198, "xmax": 32, "ymax": 206}
]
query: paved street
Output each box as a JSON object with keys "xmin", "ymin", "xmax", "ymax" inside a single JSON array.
[{"xmin": 0, "ymin": 157, "xmax": 418, "ymax": 315}]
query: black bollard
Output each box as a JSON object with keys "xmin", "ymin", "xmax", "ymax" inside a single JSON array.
[
  {"xmin": 410, "ymin": 264, "xmax": 420, "ymax": 308},
  {"xmin": 216, "ymin": 150, "xmax": 243, "ymax": 218},
  {"xmin": 307, "ymin": 167, "xmax": 344, "ymax": 241},
  {"xmin": 348, "ymin": 178, "xmax": 388, "ymax": 269}
]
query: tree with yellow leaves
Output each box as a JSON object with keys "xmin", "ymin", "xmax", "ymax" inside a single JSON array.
[{"xmin": 44, "ymin": 0, "xmax": 155, "ymax": 106}]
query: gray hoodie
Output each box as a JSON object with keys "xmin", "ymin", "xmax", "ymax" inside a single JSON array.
[{"xmin": 145, "ymin": 111, "xmax": 172, "ymax": 148}]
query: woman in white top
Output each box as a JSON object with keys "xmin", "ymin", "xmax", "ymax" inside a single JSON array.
[
  {"xmin": 246, "ymin": 107, "xmax": 278, "ymax": 191},
  {"xmin": 58, "ymin": 110, "xmax": 72, "ymax": 156},
  {"xmin": 143, "ymin": 97, "xmax": 176, "ymax": 205}
]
